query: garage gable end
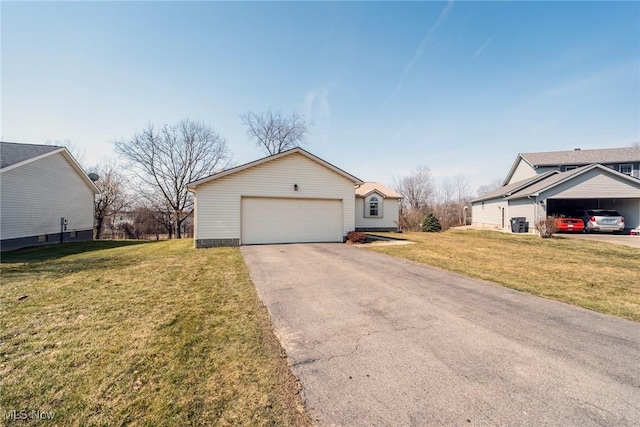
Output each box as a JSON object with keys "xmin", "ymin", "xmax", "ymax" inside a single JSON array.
[{"xmin": 192, "ymin": 150, "xmax": 360, "ymax": 247}]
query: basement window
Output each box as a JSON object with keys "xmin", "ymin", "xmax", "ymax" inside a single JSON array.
[{"xmin": 37, "ymin": 235, "xmax": 47, "ymax": 242}]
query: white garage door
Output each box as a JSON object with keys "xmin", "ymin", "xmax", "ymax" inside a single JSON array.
[{"xmin": 242, "ymin": 197, "xmax": 343, "ymax": 244}]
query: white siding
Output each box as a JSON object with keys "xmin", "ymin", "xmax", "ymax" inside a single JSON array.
[
  {"xmin": 355, "ymin": 196, "xmax": 400, "ymax": 229},
  {"xmin": 542, "ymin": 169, "xmax": 640, "ymax": 199},
  {"xmin": 193, "ymin": 153, "xmax": 356, "ymax": 242},
  {"xmin": 1, "ymin": 152, "xmax": 95, "ymax": 240},
  {"xmin": 471, "ymin": 198, "xmax": 509, "ymax": 230}
]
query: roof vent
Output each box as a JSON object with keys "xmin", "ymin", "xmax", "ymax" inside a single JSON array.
[{"xmin": 574, "ymin": 148, "xmax": 581, "ymax": 151}]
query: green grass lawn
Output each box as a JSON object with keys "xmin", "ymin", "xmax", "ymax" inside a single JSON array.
[
  {"xmin": 368, "ymin": 230, "xmax": 640, "ymax": 322},
  {"xmin": 1, "ymin": 240, "xmax": 310, "ymax": 426}
]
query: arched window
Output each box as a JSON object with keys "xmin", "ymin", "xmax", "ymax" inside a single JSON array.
[{"xmin": 369, "ymin": 197, "xmax": 379, "ymax": 216}]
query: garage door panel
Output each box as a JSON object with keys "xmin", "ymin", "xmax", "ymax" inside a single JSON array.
[{"xmin": 242, "ymin": 198, "xmax": 343, "ymax": 244}]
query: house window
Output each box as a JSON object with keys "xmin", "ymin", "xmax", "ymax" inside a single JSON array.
[
  {"xmin": 369, "ymin": 197, "xmax": 379, "ymax": 216},
  {"xmin": 619, "ymin": 164, "xmax": 633, "ymax": 175}
]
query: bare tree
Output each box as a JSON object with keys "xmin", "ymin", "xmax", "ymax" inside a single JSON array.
[
  {"xmin": 92, "ymin": 159, "xmax": 129, "ymax": 239},
  {"xmin": 47, "ymin": 139, "xmax": 87, "ymax": 166},
  {"xmin": 393, "ymin": 165, "xmax": 434, "ymax": 211},
  {"xmin": 631, "ymin": 141, "xmax": 640, "ymax": 148},
  {"xmin": 452, "ymin": 173, "xmax": 471, "ymax": 226},
  {"xmin": 115, "ymin": 119, "xmax": 232, "ymax": 238},
  {"xmin": 241, "ymin": 110, "xmax": 309, "ymax": 155},
  {"xmin": 476, "ymin": 179, "xmax": 503, "ymax": 197}
]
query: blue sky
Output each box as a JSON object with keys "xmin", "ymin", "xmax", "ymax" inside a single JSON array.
[{"xmin": 2, "ymin": 1, "xmax": 639, "ymax": 194}]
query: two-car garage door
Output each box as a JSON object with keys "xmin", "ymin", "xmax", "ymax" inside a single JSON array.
[{"xmin": 241, "ymin": 197, "xmax": 343, "ymax": 245}]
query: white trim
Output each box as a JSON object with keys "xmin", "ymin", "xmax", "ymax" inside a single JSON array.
[{"xmin": 188, "ymin": 148, "xmax": 363, "ymax": 189}]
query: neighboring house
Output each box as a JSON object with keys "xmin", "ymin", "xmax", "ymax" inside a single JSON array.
[
  {"xmin": 355, "ymin": 182, "xmax": 402, "ymax": 232},
  {"xmin": 187, "ymin": 148, "xmax": 401, "ymax": 247},
  {"xmin": 1, "ymin": 141, "xmax": 99, "ymax": 251},
  {"xmin": 472, "ymin": 147, "xmax": 640, "ymax": 232}
]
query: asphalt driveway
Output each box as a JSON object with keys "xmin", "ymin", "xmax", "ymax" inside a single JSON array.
[
  {"xmin": 559, "ymin": 232, "xmax": 640, "ymax": 248},
  {"xmin": 242, "ymin": 244, "xmax": 640, "ymax": 426}
]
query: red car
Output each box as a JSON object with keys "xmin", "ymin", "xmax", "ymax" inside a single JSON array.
[{"xmin": 555, "ymin": 217, "xmax": 585, "ymax": 233}]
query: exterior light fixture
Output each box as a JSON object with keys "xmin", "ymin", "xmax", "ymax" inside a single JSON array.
[{"xmin": 294, "ymin": 184, "xmax": 298, "ymax": 191}]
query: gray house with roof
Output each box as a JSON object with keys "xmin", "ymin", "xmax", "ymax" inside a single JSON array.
[
  {"xmin": 1, "ymin": 141, "xmax": 99, "ymax": 251},
  {"xmin": 472, "ymin": 147, "xmax": 640, "ymax": 232}
]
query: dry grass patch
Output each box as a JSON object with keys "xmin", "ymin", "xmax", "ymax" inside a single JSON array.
[
  {"xmin": 368, "ymin": 231, "xmax": 640, "ymax": 322},
  {"xmin": 1, "ymin": 240, "xmax": 310, "ymax": 426}
]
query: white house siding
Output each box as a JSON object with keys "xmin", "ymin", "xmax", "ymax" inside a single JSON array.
[
  {"xmin": 355, "ymin": 196, "xmax": 400, "ymax": 231},
  {"xmin": 193, "ymin": 152, "xmax": 356, "ymax": 246},
  {"xmin": 471, "ymin": 198, "xmax": 509, "ymax": 230},
  {"xmin": 1, "ymin": 152, "xmax": 95, "ymax": 249}
]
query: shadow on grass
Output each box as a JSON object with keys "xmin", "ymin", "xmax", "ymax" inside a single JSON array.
[{"xmin": 1, "ymin": 240, "xmax": 155, "ymax": 264}]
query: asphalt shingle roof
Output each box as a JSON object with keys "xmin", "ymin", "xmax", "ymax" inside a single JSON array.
[
  {"xmin": 355, "ymin": 182, "xmax": 403, "ymax": 198},
  {"xmin": 521, "ymin": 147, "xmax": 640, "ymax": 167},
  {"xmin": 1, "ymin": 141, "xmax": 61, "ymax": 169},
  {"xmin": 472, "ymin": 171, "xmax": 558, "ymax": 202}
]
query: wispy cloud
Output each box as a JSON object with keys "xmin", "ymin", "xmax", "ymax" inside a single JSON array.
[
  {"xmin": 390, "ymin": 0, "xmax": 454, "ymax": 100},
  {"xmin": 365, "ymin": 1, "xmax": 454, "ymax": 145},
  {"xmin": 302, "ymin": 85, "xmax": 331, "ymax": 121},
  {"xmin": 472, "ymin": 34, "xmax": 495, "ymax": 59}
]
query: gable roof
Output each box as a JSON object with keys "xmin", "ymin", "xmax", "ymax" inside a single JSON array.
[
  {"xmin": 506, "ymin": 163, "xmax": 640, "ymax": 200},
  {"xmin": 1, "ymin": 141, "xmax": 61, "ymax": 169},
  {"xmin": 355, "ymin": 182, "xmax": 403, "ymax": 198},
  {"xmin": 521, "ymin": 147, "xmax": 640, "ymax": 167},
  {"xmin": 472, "ymin": 169, "xmax": 560, "ymax": 203},
  {"xmin": 503, "ymin": 147, "xmax": 640, "ymax": 185},
  {"xmin": 187, "ymin": 147, "xmax": 363, "ymax": 189},
  {"xmin": 0, "ymin": 141, "xmax": 99, "ymax": 194}
]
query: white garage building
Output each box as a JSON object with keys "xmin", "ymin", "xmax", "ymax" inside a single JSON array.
[{"xmin": 187, "ymin": 148, "xmax": 364, "ymax": 247}]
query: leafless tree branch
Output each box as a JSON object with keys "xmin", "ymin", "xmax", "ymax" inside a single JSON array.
[{"xmin": 241, "ymin": 110, "xmax": 309, "ymax": 155}]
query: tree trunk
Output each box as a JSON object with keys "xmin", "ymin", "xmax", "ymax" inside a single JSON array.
[{"xmin": 95, "ymin": 215, "xmax": 104, "ymax": 240}]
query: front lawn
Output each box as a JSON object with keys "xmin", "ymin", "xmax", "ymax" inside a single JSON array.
[
  {"xmin": 368, "ymin": 230, "xmax": 640, "ymax": 322},
  {"xmin": 0, "ymin": 240, "xmax": 310, "ymax": 426}
]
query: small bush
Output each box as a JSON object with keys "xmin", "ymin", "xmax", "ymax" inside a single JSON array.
[
  {"xmin": 536, "ymin": 216, "xmax": 559, "ymax": 238},
  {"xmin": 422, "ymin": 213, "xmax": 442, "ymax": 232},
  {"xmin": 346, "ymin": 231, "xmax": 367, "ymax": 244}
]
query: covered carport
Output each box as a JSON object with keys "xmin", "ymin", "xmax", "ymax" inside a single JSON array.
[
  {"xmin": 548, "ymin": 198, "xmax": 640, "ymax": 230},
  {"xmin": 539, "ymin": 165, "xmax": 640, "ymax": 231}
]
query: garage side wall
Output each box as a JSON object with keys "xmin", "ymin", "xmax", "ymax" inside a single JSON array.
[
  {"xmin": 508, "ymin": 199, "xmax": 536, "ymax": 233},
  {"xmin": 193, "ymin": 153, "xmax": 356, "ymax": 247},
  {"xmin": 471, "ymin": 198, "xmax": 509, "ymax": 230}
]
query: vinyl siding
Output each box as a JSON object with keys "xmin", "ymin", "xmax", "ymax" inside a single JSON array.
[
  {"xmin": 508, "ymin": 199, "xmax": 536, "ymax": 232},
  {"xmin": 541, "ymin": 169, "xmax": 640, "ymax": 199},
  {"xmin": 508, "ymin": 160, "xmax": 536, "ymax": 184},
  {"xmin": 471, "ymin": 198, "xmax": 509, "ymax": 230},
  {"xmin": 355, "ymin": 196, "xmax": 399, "ymax": 229},
  {"xmin": 1, "ymin": 152, "xmax": 95, "ymax": 240},
  {"xmin": 193, "ymin": 153, "xmax": 356, "ymax": 242}
]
